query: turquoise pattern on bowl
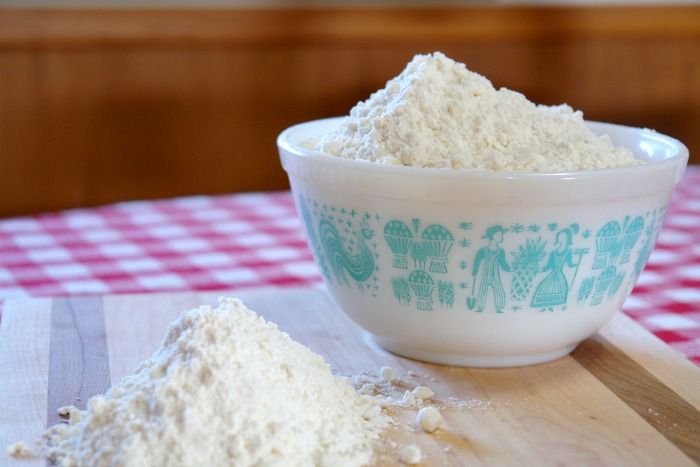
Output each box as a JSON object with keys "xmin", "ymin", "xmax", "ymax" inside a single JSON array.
[
  {"xmin": 278, "ymin": 117, "xmax": 688, "ymax": 367},
  {"xmin": 297, "ymin": 192, "xmax": 666, "ymax": 315}
]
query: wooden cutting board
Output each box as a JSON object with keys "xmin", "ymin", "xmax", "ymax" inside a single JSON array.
[{"xmin": 1, "ymin": 288, "xmax": 699, "ymax": 466}]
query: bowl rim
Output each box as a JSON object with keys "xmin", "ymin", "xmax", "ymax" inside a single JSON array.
[{"xmin": 277, "ymin": 117, "xmax": 689, "ymax": 181}]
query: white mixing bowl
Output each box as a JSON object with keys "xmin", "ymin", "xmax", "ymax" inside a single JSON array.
[{"xmin": 278, "ymin": 117, "xmax": 688, "ymax": 367}]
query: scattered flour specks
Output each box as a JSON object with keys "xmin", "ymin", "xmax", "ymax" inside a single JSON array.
[
  {"xmin": 399, "ymin": 444, "xmax": 422, "ymax": 465},
  {"xmin": 416, "ymin": 407, "xmax": 444, "ymax": 433}
]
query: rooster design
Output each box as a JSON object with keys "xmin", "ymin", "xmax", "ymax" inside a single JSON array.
[{"xmin": 319, "ymin": 218, "xmax": 375, "ymax": 286}]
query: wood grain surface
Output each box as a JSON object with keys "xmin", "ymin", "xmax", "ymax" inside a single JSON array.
[
  {"xmin": 2, "ymin": 7, "xmax": 700, "ymax": 45},
  {"xmin": 1, "ymin": 289, "xmax": 699, "ymax": 466},
  {"xmin": 0, "ymin": 298, "xmax": 51, "ymax": 467},
  {"xmin": 1, "ymin": 6, "xmax": 699, "ymax": 217}
]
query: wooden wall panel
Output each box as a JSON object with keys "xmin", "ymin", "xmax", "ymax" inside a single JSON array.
[{"xmin": 0, "ymin": 7, "xmax": 698, "ymax": 217}]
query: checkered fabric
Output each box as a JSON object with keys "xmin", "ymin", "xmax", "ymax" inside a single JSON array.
[
  {"xmin": 621, "ymin": 166, "xmax": 700, "ymax": 366},
  {"xmin": 1, "ymin": 169, "xmax": 699, "ymax": 366},
  {"xmin": 0, "ymin": 192, "xmax": 319, "ymax": 298}
]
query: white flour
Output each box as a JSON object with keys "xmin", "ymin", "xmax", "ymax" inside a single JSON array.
[
  {"xmin": 399, "ymin": 444, "xmax": 422, "ymax": 465},
  {"xmin": 315, "ymin": 52, "xmax": 638, "ymax": 172},
  {"xmin": 27, "ymin": 298, "xmax": 389, "ymax": 467}
]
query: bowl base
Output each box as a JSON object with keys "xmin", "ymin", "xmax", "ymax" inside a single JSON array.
[{"xmin": 369, "ymin": 335, "xmax": 578, "ymax": 368}]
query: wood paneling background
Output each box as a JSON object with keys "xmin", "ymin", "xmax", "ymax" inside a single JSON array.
[{"xmin": 0, "ymin": 7, "xmax": 698, "ymax": 217}]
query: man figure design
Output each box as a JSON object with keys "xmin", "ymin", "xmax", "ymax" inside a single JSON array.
[{"xmin": 468, "ymin": 225, "xmax": 511, "ymax": 313}]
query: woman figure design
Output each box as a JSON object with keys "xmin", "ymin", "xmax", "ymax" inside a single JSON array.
[
  {"xmin": 468, "ymin": 225, "xmax": 511, "ymax": 313},
  {"xmin": 531, "ymin": 224, "xmax": 584, "ymax": 311}
]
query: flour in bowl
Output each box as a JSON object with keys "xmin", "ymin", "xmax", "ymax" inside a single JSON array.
[
  {"xmin": 13, "ymin": 298, "xmax": 388, "ymax": 467},
  {"xmin": 314, "ymin": 52, "xmax": 639, "ymax": 171}
]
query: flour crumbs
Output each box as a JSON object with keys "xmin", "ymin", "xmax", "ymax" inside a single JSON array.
[{"xmin": 315, "ymin": 52, "xmax": 639, "ymax": 172}]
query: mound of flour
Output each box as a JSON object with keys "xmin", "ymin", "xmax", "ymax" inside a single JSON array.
[
  {"xmin": 315, "ymin": 52, "xmax": 638, "ymax": 171},
  {"xmin": 27, "ymin": 298, "xmax": 388, "ymax": 467}
]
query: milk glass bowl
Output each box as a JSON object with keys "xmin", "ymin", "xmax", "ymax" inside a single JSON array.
[{"xmin": 277, "ymin": 117, "xmax": 688, "ymax": 367}]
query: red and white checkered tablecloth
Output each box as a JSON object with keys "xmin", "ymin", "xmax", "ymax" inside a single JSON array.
[{"xmin": 1, "ymin": 169, "xmax": 699, "ymax": 366}]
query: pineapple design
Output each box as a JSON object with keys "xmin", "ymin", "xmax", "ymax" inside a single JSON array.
[{"xmin": 510, "ymin": 238, "xmax": 547, "ymax": 301}]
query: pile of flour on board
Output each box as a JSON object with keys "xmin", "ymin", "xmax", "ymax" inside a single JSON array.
[
  {"xmin": 9, "ymin": 298, "xmax": 388, "ymax": 467},
  {"xmin": 313, "ymin": 52, "xmax": 639, "ymax": 171}
]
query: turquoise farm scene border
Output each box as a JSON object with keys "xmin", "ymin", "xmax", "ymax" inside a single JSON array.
[{"xmin": 297, "ymin": 194, "xmax": 666, "ymax": 314}]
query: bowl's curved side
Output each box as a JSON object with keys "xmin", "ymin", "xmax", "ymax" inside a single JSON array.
[
  {"xmin": 284, "ymin": 170, "xmax": 668, "ymax": 366},
  {"xmin": 277, "ymin": 119, "xmax": 688, "ymax": 367}
]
